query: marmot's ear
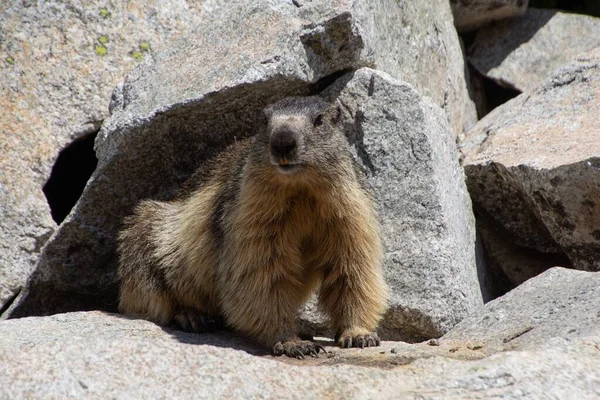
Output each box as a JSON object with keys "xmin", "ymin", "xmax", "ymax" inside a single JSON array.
[
  {"xmin": 330, "ymin": 104, "xmax": 342, "ymax": 125},
  {"xmin": 262, "ymin": 105, "xmax": 274, "ymax": 125}
]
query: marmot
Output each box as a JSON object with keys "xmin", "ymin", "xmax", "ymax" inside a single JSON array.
[{"xmin": 117, "ymin": 96, "xmax": 388, "ymax": 358}]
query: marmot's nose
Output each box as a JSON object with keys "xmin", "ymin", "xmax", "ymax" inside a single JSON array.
[{"xmin": 270, "ymin": 131, "xmax": 297, "ymax": 158}]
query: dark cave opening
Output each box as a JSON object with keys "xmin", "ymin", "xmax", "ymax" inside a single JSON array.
[
  {"xmin": 468, "ymin": 65, "xmax": 522, "ymax": 119},
  {"xmin": 530, "ymin": 0, "xmax": 600, "ymax": 18},
  {"xmin": 43, "ymin": 131, "xmax": 99, "ymax": 224},
  {"xmin": 479, "ymin": 75, "xmax": 522, "ymax": 117}
]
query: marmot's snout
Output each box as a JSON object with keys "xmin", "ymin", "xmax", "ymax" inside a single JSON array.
[{"xmin": 270, "ymin": 128, "xmax": 299, "ymax": 167}]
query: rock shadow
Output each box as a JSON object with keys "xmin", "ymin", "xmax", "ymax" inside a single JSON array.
[
  {"xmin": 110, "ymin": 312, "xmax": 271, "ymax": 356},
  {"xmin": 467, "ymin": 9, "xmax": 557, "ymax": 73}
]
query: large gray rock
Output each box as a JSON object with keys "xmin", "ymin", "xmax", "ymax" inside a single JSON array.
[
  {"xmin": 469, "ymin": 8, "xmax": 600, "ymax": 91},
  {"xmin": 352, "ymin": 0, "xmax": 477, "ymax": 135},
  {"xmin": 451, "ymin": 0, "xmax": 529, "ymax": 33},
  {"xmin": 315, "ymin": 68, "xmax": 481, "ymax": 341},
  {"xmin": 1, "ymin": 303, "xmax": 599, "ymax": 398},
  {"xmin": 462, "ymin": 47, "xmax": 600, "ymax": 272},
  {"xmin": 207, "ymin": 0, "xmax": 477, "ymax": 136},
  {"xmin": 0, "ymin": 0, "xmax": 207, "ymax": 313},
  {"xmin": 7, "ymin": 0, "xmax": 477, "ymax": 331}
]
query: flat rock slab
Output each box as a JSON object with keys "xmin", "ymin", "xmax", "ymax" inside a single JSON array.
[
  {"xmin": 1, "ymin": 305, "xmax": 599, "ymax": 399},
  {"xmin": 442, "ymin": 267, "xmax": 600, "ymax": 353},
  {"xmin": 469, "ymin": 8, "xmax": 600, "ymax": 91},
  {"xmin": 462, "ymin": 46, "xmax": 600, "ymax": 271},
  {"xmin": 0, "ymin": 0, "xmax": 207, "ymax": 312},
  {"xmin": 451, "ymin": 0, "xmax": 528, "ymax": 33}
]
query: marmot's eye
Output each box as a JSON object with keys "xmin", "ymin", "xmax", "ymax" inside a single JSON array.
[{"xmin": 314, "ymin": 114, "xmax": 323, "ymax": 126}]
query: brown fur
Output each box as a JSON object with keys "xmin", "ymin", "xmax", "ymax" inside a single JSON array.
[{"xmin": 117, "ymin": 96, "xmax": 388, "ymax": 357}]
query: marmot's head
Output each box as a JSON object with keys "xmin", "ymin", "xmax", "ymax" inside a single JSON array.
[{"xmin": 256, "ymin": 96, "xmax": 345, "ymax": 175}]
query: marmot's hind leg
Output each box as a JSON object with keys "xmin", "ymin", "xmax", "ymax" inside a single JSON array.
[
  {"xmin": 119, "ymin": 279, "xmax": 176, "ymax": 325},
  {"xmin": 172, "ymin": 308, "xmax": 221, "ymax": 333},
  {"xmin": 120, "ymin": 281, "xmax": 219, "ymax": 333}
]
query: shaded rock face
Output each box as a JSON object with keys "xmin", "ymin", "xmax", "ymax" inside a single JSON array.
[
  {"xmin": 1, "ymin": 268, "xmax": 598, "ymax": 398},
  {"xmin": 299, "ymin": 69, "xmax": 483, "ymax": 341},
  {"xmin": 468, "ymin": 8, "xmax": 600, "ymax": 92},
  {"xmin": 533, "ymin": 0, "xmax": 600, "ymax": 17},
  {"xmin": 0, "ymin": 0, "xmax": 207, "ymax": 313},
  {"xmin": 6, "ymin": 0, "xmax": 481, "ymax": 343},
  {"xmin": 462, "ymin": 47, "xmax": 600, "ymax": 276},
  {"xmin": 475, "ymin": 211, "xmax": 570, "ymax": 289},
  {"xmin": 466, "ymin": 63, "xmax": 523, "ymax": 119},
  {"xmin": 451, "ymin": 0, "xmax": 529, "ymax": 33}
]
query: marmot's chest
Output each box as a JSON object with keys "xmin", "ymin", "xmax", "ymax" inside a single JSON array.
[{"xmin": 234, "ymin": 185, "xmax": 332, "ymax": 243}]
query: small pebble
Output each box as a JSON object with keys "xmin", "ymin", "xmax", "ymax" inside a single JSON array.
[
  {"xmin": 467, "ymin": 343, "xmax": 483, "ymax": 350},
  {"xmin": 427, "ymin": 339, "xmax": 440, "ymax": 346}
]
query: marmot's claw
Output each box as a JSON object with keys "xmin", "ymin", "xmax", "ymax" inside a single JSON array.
[
  {"xmin": 173, "ymin": 309, "xmax": 217, "ymax": 333},
  {"xmin": 273, "ymin": 339, "xmax": 326, "ymax": 359},
  {"xmin": 339, "ymin": 332, "xmax": 380, "ymax": 349},
  {"xmin": 308, "ymin": 344, "xmax": 326, "ymax": 358},
  {"xmin": 314, "ymin": 344, "xmax": 326, "ymax": 356},
  {"xmin": 357, "ymin": 336, "xmax": 365, "ymax": 348}
]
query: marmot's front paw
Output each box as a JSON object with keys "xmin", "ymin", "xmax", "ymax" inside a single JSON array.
[
  {"xmin": 272, "ymin": 339, "xmax": 326, "ymax": 359},
  {"xmin": 337, "ymin": 328, "xmax": 380, "ymax": 348},
  {"xmin": 172, "ymin": 308, "xmax": 218, "ymax": 333}
]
